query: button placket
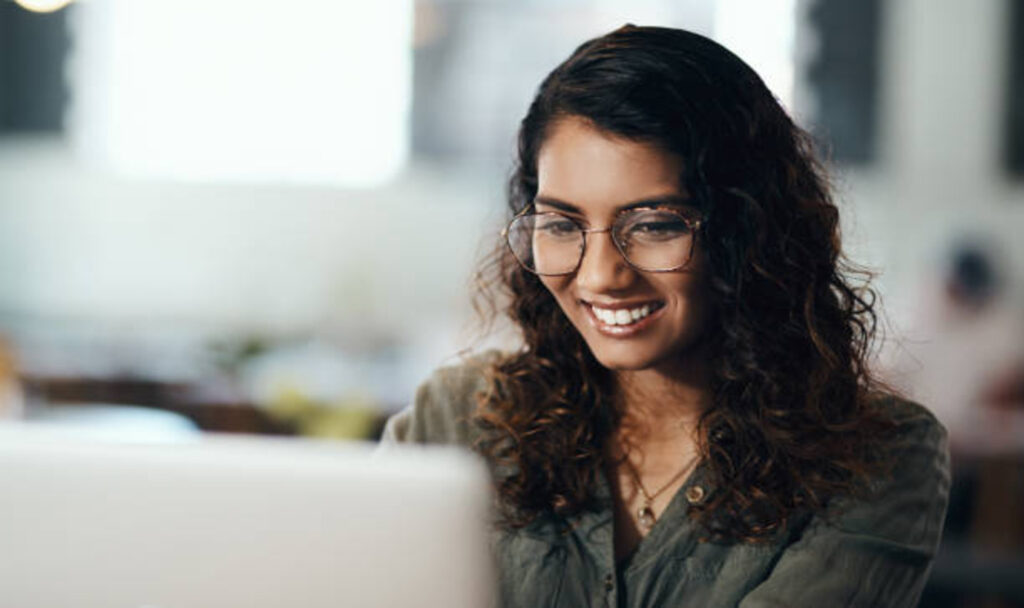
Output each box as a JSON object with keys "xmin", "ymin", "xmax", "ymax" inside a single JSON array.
[{"xmin": 600, "ymin": 572, "xmax": 616, "ymax": 607}]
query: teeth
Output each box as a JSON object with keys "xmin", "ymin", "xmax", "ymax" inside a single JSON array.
[{"xmin": 592, "ymin": 304, "xmax": 656, "ymax": 326}]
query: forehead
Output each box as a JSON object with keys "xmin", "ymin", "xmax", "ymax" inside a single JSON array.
[{"xmin": 535, "ymin": 116, "xmax": 685, "ymax": 213}]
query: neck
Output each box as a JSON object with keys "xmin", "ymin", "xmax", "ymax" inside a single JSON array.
[{"xmin": 611, "ymin": 354, "xmax": 710, "ymax": 448}]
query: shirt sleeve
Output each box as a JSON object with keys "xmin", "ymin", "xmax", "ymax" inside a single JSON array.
[
  {"xmin": 378, "ymin": 351, "xmax": 497, "ymax": 449},
  {"xmin": 738, "ymin": 403, "xmax": 951, "ymax": 608}
]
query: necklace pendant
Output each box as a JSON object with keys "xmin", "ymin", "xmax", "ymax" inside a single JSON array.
[{"xmin": 637, "ymin": 504, "xmax": 656, "ymax": 531}]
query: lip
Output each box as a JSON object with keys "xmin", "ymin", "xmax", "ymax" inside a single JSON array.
[{"xmin": 582, "ymin": 300, "xmax": 665, "ymax": 337}]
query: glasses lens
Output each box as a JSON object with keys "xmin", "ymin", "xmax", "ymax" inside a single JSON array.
[
  {"xmin": 506, "ymin": 213, "xmax": 583, "ymax": 275},
  {"xmin": 614, "ymin": 209, "xmax": 695, "ymax": 271}
]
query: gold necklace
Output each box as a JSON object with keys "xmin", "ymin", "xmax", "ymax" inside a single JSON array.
[{"xmin": 623, "ymin": 455, "xmax": 699, "ymax": 532}]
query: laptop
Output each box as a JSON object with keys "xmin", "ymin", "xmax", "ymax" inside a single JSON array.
[{"xmin": 0, "ymin": 423, "xmax": 494, "ymax": 608}]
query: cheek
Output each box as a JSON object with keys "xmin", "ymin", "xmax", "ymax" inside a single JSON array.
[
  {"xmin": 662, "ymin": 273, "xmax": 712, "ymax": 322},
  {"xmin": 539, "ymin": 276, "xmax": 571, "ymax": 302},
  {"xmin": 677, "ymin": 278, "xmax": 715, "ymax": 333},
  {"xmin": 538, "ymin": 276, "xmax": 582, "ymax": 326}
]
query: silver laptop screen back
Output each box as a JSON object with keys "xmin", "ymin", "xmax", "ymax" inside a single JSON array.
[{"xmin": 0, "ymin": 424, "xmax": 493, "ymax": 608}]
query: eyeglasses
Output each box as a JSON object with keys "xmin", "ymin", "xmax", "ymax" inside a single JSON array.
[{"xmin": 503, "ymin": 206, "xmax": 703, "ymax": 276}]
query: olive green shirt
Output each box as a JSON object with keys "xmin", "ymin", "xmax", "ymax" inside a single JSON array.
[{"xmin": 381, "ymin": 354, "xmax": 951, "ymax": 608}]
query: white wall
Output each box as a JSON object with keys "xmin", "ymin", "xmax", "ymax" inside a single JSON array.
[{"xmin": 0, "ymin": 140, "xmax": 501, "ymax": 336}]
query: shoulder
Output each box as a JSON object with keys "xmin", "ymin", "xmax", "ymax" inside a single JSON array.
[
  {"xmin": 830, "ymin": 393, "xmax": 951, "ymax": 546},
  {"xmin": 872, "ymin": 394, "xmax": 949, "ymax": 483},
  {"xmin": 734, "ymin": 395, "xmax": 951, "ymax": 606},
  {"xmin": 379, "ymin": 349, "xmax": 508, "ymax": 448},
  {"xmin": 874, "ymin": 392, "xmax": 944, "ymax": 433}
]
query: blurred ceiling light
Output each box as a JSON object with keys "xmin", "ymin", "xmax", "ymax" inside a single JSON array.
[
  {"xmin": 67, "ymin": 1, "xmax": 412, "ymax": 187},
  {"xmin": 14, "ymin": 0, "xmax": 72, "ymax": 13}
]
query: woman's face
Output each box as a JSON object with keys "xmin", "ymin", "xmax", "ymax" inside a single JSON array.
[{"xmin": 534, "ymin": 116, "xmax": 713, "ymax": 372}]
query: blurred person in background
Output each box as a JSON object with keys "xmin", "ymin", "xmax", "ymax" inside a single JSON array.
[
  {"xmin": 383, "ymin": 25, "xmax": 949, "ymax": 607},
  {"xmin": 886, "ymin": 238, "xmax": 1024, "ymax": 452}
]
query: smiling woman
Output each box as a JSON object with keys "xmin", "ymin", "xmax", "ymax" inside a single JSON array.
[
  {"xmin": 381, "ymin": 25, "xmax": 950, "ymax": 608},
  {"xmin": 530, "ymin": 117, "xmax": 713, "ymax": 374}
]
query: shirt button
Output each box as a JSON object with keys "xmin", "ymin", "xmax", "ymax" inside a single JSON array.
[
  {"xmin": 685, "ymin": 485, "xmax": 706, "ymax": 504},
  {"xmin": 604, "ymin": 573, "xmax": 614, "ymax": 592}
]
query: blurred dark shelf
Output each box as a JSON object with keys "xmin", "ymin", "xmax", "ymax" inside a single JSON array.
[
  {"xmin": 21, "ymin": 374, "xmax": 296, "ymax": 435},
  {"xmin": 928, "ymin": 540, "xmax": 1024, "ymax": 603}
]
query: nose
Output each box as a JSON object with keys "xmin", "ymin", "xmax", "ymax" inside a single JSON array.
[{"xmin": 575, "ymin": 230, "xmax": 636, "ymax": 293}]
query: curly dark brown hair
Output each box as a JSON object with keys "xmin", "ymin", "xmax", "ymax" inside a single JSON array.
[{"xmin": 471, "ymin": 24, "xmax": 895, "ymax": 542}]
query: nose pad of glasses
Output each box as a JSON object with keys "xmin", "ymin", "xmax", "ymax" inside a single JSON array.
[{"xmin": 576, "ymin": 229, "xmax": 634, "ymax": 283}]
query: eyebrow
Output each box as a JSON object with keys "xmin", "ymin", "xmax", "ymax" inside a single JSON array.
[{"xmin": 533, "ymin": 194, "xmax": 694, "ymax": 214}]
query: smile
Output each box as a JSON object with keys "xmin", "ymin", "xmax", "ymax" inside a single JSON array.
[
  {"xmin": 583, "ymin": 301, "xmax": 665, "ymax": 336},
  {"xmin": 591, "ymin": 303, "xmax": 656, "ymax": 325}
]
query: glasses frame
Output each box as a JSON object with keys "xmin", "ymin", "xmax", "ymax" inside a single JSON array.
[{"xmin": 502, "ymin": 204, "xmax": 705, "ymax": 276}]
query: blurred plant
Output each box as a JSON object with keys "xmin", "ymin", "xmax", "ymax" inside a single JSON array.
[
  {"xmin": 208, "ymin": 336, "xmax": 271, "ymax": 379},
  {"xmin": 265, "ymin": 382, "xmax": 379, "ymax": 440}
]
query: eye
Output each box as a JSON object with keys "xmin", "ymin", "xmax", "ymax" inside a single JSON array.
[
  {"xmin": 535, "ymin": 215, "xmax": 580, "ymax": 238},
  {"xmin": 620, "ymin": 211, "xmax": 692, "ymax": 242}
]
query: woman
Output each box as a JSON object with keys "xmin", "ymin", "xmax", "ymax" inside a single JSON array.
[{"xmin": 383, "ymin": 25, "xmax": 949, "ymax": 607}]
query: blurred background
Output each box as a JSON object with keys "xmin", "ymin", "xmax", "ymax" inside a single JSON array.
[{"xmin": 0, "ymin": 0, "xmax": 1021, "ymax": 605}]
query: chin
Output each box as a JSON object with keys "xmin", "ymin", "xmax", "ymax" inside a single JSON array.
[
  {"xmin": 580, "ymin": 327, "xmax": 709, "ymax": 375},
  {"xmin": 583, "ymin": 339, "xmax": 677, "ymax": 372}
]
